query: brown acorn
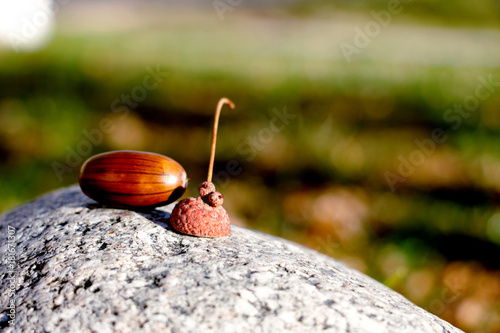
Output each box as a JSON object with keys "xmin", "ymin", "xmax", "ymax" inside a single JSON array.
[
  {"xmin": 169, "ymin": 98, "xmax": 234, "ymax": 237},
  {"xmin": 79, "ymin": 150, "xmax": 188, "ymax": 208}
]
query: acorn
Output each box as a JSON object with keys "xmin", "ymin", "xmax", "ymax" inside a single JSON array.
[{"xmin": 79, "ymin": 150, "xmax": 188, "ymax": 209}]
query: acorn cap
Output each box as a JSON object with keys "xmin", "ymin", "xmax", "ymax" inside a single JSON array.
[{"xmin": 169, "ymin": 197, "xmax": 230, "ymax": 238}]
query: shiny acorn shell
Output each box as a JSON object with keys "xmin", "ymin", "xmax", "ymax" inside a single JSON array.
[{"xmin": 79, "ymin": 150, "xmax": 188, "ymax": 208}]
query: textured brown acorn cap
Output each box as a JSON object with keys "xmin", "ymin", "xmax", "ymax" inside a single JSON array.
[{"xmin": 169, "ymin": 196, "xmax": 230, "ymax": 238}]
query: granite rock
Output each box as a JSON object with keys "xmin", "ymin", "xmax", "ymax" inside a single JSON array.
[{"xmin": 0, "ymin": 185, "xmax": 463, "ymax": 333}]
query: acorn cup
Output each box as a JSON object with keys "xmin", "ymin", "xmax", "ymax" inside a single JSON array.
[{"xmin": 169, "ymin": 98, "xmax": 234, "ymax": 237}]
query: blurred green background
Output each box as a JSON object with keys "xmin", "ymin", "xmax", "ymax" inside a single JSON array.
[{"xmin": 1, "ymin": 0, "xmax": 500, "ymax": 331}]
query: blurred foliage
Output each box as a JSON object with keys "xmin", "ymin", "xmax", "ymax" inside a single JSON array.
[
  {"xmin": 291, "ymin": 0, "xmax": 500, "ymax": 27},
  {"xmin": 1, "ymin": 0, "xmax": 500, "ymax": 332}
]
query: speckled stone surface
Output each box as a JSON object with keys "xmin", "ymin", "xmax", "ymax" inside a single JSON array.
[{"xmin": 0, "ymin": 185, "xmax": 463, "ymax": 333}]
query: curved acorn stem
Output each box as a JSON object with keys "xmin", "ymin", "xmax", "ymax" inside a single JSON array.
[{"xmin": 207, "ymin": 98, "xmax": 235, "ymax": 183}]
